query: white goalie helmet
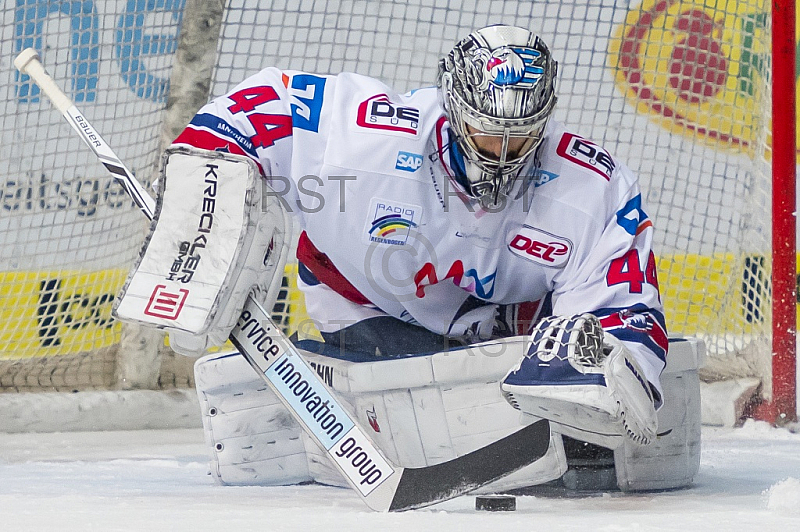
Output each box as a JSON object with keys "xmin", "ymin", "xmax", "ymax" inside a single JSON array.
[{"xmin": 438, "ymin": 25, "xmax": 558, "ymax": 205}]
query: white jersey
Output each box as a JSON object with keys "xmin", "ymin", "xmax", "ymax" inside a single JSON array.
[{"xmin": 173, "ymin": 68, "xmax": 668, "ymax": 397}]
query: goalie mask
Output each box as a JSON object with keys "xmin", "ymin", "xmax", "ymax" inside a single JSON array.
[{"xmin": 438, "ymin": 25, "xmax": 558, "ymax": 206}]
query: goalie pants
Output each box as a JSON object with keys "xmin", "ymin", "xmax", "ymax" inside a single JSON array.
[{"xmin": 319, "ymin": 315, "xmax": 465, "ymax": 356}]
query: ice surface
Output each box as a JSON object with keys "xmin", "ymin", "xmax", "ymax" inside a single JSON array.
[{"xmin": 1, "ymin": 420, "xmax": 799, "ymax": 531}]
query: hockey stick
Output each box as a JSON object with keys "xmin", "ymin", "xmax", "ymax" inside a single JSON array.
[
  {"xmin": 14, "ymin": 48, "xmax": 551, "ymax": 511},
  {"xmin": 14, "ymin": 49, "xmax": 155, "ymax": 220}
]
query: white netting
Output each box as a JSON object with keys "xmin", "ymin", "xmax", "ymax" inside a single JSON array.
[
  {"xmin": 0, "ymin": 0, "xmax": 176, "ymax": 390},
  {"xmin": 0, "ymin": 0, "xmax": 777, "ymax": 395}
]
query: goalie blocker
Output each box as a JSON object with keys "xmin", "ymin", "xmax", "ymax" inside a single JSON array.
[{"xmin": 113, "ymin": 147, "xmax": 292, "ymax": 356}]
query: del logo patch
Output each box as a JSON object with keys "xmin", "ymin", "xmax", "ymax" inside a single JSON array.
[
  {"xmin": 508, "ymin": 226, "xmax": 572, "ymax": 267},
  {"xmin": 556, "ymin": 133, "xmax": 615, "ymax": 180},
  {"xmin": 364, "ymin": 198, "xmax": 422, "ymax": 246},
  {"xmin": 356, "ymin": 94, "xmax": 420, "ymax": 136}
]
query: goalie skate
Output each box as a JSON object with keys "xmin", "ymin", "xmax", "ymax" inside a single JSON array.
[{"xmin": 501, "ymin": 314, "xmax": 657, "ymax": 446}]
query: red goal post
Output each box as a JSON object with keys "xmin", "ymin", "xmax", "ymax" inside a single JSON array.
[
  {"xmin": 0, "ymin": 0, "xmax": 796, "ymax": 426},
  {"xmin": 763, "ymin": 0, "xmax": 796, "ymax": 424}
]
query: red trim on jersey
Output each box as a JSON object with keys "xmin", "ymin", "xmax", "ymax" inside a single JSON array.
[
  {"xmin": 600, "ymin": 310, "xmax": 669, "ymax": 353},
  {"xmin": 635, "ymin": 219, "xmax": 653, "ymax": 235},
  {"xmin": 296, "ymin": 231, "xmax": 372, "ymax": 306},
  {"xmin": 172, "ymin": 128, "xmax": 265, "ymax": 174},
  {"xmin": 435, "ymin": 116, "xmax": 454, "ymax": 178},
  {"xmin": 515, "ymin": 300, "xmax": 542, "ymax": 336}
]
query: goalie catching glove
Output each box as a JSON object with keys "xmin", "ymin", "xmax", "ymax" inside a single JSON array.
[
  {"xmin": 501, "ymin": 313, "xmax": 658, "ymax": 446},
  {"xmin": 113, "ymin": 146, "xmax": 292, "ymax": 356}
]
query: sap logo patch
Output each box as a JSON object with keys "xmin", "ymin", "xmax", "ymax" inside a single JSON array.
[
  {"xmin": 508, "ymin": 226, "xmax": 572, "ymax": 267},
  {"xmin": 556, "ymin": 133, "xmax": 615, "ymax": 180},
  {"xmin": 144, "ymin": 285, "xmax": 189, "ymax": 320},
  {"xmin": 356, "ymin": 94, "xmax": 419, "ymax": 136},
  {"xmin": 364, "ymin": 198, "xmax": 422, "ymax": 246},
  {"xmin": 395, "ymin": 151, "xmax": 423, "ymax": 172},
  {"xmin": 616, "ymin": 194, "xmax": 652, "ymax": 236}
]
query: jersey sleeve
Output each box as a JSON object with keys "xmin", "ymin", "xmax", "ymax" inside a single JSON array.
[
  {"xmin": 550, "ymin": 167, "xmax": 668, "ymax": 405},
  {"xmin": 170, "ymin": 67, "xmax": 333, "ymax": 223}
]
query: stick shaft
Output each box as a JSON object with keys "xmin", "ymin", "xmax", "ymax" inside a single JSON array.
[{"xmin": 14, "ymin": 48, "xmax": 156, "ymax": 219}]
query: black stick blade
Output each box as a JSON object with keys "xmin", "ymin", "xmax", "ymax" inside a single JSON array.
[{"xmin": 388, "ymin": 419, "xmax": 550, "ymax": 511}]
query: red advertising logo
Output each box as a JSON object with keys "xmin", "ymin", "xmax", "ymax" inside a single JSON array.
[
  {"xmin": 366, "ymin": 406, "xmax": 381, "ymax": 433},
  {"xmin": 509, "ymin": 226, "xmax": 572, "ymax": 267},
  {"xmin": 144, "ymin": 285, "xmax": 189, "ymax": 320}
]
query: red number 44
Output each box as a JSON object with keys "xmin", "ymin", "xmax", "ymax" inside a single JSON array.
[
  {"xmin": 606, "ymin": 249, "xmax": 660, "ymax": 294},
  {"xmin": 227, "ymin": 86, "xmax": 293, "ymax": 148}
]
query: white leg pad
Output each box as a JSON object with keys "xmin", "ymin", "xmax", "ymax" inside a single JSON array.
[
  {"xmin": 194, "ymin": 351, "xmax": 312, "ymax": 486},
  {"xmin": 299, "ymin": 337, "xmax": 567, "ymax": 492},
  {"xmin": 194, "ymin": 339, "xmax": 701, "ymax": 492},
  {"xmin": 194, "ymin": 337, "xmax": 568, "ymax": 490},
  {"xmin": 613, "ymin": 337, "xmax": 704, "ymax": 491}
]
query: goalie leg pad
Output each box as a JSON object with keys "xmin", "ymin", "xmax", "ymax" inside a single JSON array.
[
  {"xmin": 114, "ymin": 147, "xmax": 292, "ymax": 356},
  {"xmin": 613, "ymin": 337, "xmax": 703, "ymax": 491},
  {"xmin": 194, "ymin": 351, "xmax": 313, "ymax": 486},
  {"xmin": 194, "ymin": 337, "xmax": 568, "ymax": 490},
  {"xmin": 299, "ymin": 337, "xmax": 567, "ymax": 492}
]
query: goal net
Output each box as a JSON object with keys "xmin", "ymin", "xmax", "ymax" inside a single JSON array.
[{"xmin": 0, "ymin": 0, "xmax": 794, "ymax": 421}]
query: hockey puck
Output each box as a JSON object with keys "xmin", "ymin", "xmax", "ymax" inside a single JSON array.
[{"xmin": 475, "ymin": 495, "xmax": 516, "ymax": 512}]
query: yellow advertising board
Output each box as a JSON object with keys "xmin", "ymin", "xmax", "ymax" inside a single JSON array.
[
  {"xmin": 656, "ymin": 253, "xmax": 771, "ymax": 335},
  {"xmin": 0, "ymin": 269, "xmax": 128, "ymax": 359},
  {"xmin": 1, "ymin": 265, "xmax": 312, "ymax": 360}
]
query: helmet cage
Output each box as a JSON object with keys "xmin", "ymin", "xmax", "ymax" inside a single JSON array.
[
  {"xmin": 450, "ymin": 86, "xmax": 554, "ymax": 176},
  {"xmin": 438, "ymin": 25, "xmax": 558, "ymax": 203}
]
